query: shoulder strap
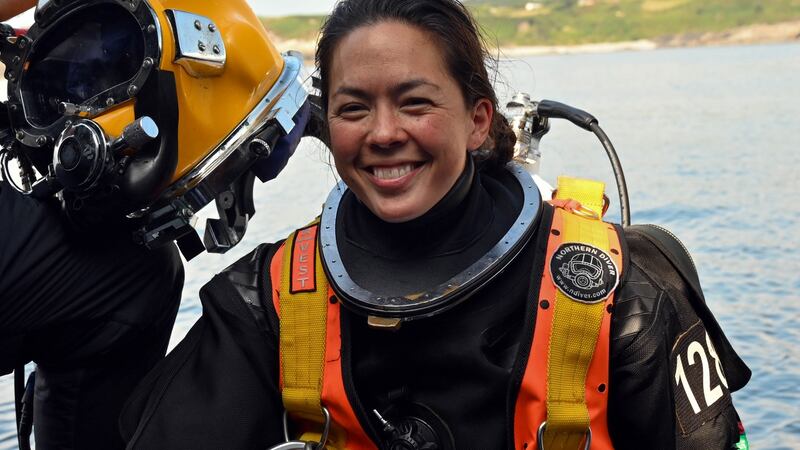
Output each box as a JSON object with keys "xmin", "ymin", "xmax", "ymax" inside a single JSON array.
[
  {"xmin": 275, "ymin": 223, "xmax": 329, "ymax": 422},
  {"xmin": 516, "ymin": 176, "xmax": 620, "ymax": 450},
  {"xmin": 269, "ymin": 222, "xmax": 374, "ymax": 449}
]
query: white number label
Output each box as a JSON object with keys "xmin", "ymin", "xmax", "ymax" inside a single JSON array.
[
  {"xmin": 673, "ymin": 331, "xmax": 728, "ymax": 414},
  {"xmin": 675, "ymin": 356, "xmax": 702, "ymax": 414},
  {"xmin": 706, "ymin": 332, "xmax": 729, "ymax": 389}
]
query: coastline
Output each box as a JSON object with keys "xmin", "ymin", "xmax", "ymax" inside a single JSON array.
[{"xmin": 271, "ymin": 19, "xmax": 800, "ymax": 58}]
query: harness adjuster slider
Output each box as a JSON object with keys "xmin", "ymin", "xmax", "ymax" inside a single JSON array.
[
  {"xmin": 269, "ymin": 406, "xmax": 331, "ymax": 450},
  {"xmin": 536, "ymin": 421, "xmax": 592, "ymax": 450},
  {"xmin": 550, "ymin": 188, "xmax": 611, "ymax": 219},
  {"xmin": 549, "ymin": 198, "xmax": 603, "ymax": 221}
]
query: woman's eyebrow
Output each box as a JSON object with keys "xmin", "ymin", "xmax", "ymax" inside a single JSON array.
[
  {"xmin": 390, "ymin": 79, "xmax": 441, "ymax": 96},
  {"xmin": 333, "ymin": 79, "xmax": 441, "ymax": 99},
  {"xmin": 334, "ymin": 86, "xmax": 371, "ymax": 100}
]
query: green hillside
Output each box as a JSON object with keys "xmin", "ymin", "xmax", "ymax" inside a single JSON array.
[{"xmin": 261, "ymin": 0, "xmax": 800, "ymax": 46}]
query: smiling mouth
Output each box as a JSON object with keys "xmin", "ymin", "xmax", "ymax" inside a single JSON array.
[{"xmin": 369, "ymin": 162, "xmax": 425, "ymax": 181}]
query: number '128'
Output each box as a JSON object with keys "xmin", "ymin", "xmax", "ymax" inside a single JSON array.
[{"xmin": 674, "ymin": 332, "xmax": 729, "ymax": 414}]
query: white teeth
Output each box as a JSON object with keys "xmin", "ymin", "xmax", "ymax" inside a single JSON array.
[{"xmin": 372, "ymin": 163, "xmax": 416, "ymax": 180}]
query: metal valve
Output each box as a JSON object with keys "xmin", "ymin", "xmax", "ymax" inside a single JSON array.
[
  {"xmin": 110, "ymin": 116, "xmax": 159, "ymax": 155},
  {"xmin": 505, "ymin": 93, "xmax": 550, "ymax": 172}
]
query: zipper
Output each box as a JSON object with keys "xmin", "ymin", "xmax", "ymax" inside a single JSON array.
[{"xmin": 641, "ymin": 223, "xmax": 698, "ymax": 274}]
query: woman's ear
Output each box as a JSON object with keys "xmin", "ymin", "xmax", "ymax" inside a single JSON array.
[{"xmin": 467, "ymin": 98, "xmax": 493, "ymax": 151}]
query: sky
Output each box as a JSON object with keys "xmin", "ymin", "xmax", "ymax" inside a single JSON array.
[
  {"xmin": 4, "ymin": 0, "xmax": 339, "ymax": 27},
  {"xmin": 248, "ymin": 0, "xmax": 339, "ymax": 17}
]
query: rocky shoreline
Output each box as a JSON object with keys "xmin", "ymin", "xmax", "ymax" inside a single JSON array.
[{"xmin": 271, "ymin": 19, "xmax": 800, "ymax": 59}]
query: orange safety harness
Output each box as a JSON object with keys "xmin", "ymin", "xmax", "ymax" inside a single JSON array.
[{"xmin": 269, "ymin": 177, "xmax": 623, "ymax": 449}]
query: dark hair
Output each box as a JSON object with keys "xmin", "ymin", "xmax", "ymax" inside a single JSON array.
[{"xmin": 316, "ymin": 0, "xmax": 515, "ymax": 166}]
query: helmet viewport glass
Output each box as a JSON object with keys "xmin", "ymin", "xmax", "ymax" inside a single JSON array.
[{"xmin": 20, "ymin": 4, "xmax": 145, "ymax": 127}]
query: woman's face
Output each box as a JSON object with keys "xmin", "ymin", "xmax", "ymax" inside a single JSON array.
[{"xmin": 327, "ymin": 21, "xmax": 492, "ymax": 223}]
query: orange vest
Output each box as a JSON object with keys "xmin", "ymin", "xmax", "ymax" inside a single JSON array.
[{"xmin": 269, "ymin": 204, "xmax": 623, "ymax": 449}]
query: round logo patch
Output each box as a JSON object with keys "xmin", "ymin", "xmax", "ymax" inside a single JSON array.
[{"xmin": 550, "ymin": 243, "xmax": 619, "ymax": 303}]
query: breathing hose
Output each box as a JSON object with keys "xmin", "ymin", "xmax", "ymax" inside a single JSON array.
[{"xmin": 537, "ymin": 100, "xmax": 631, "ymax": 227}]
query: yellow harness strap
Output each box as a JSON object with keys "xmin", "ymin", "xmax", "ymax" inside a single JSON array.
[
  {"xmin": 279, "ymin": 223, "xmax": 330, "ymax": 424},
  {"xmin": 544, "ymin": 176, "xmax": 612, "ymax": 449}
]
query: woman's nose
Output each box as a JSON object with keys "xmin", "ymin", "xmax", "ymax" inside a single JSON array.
[{"xmin": 367, "ymin": 106, "xmax": 406, "ymax": 149}]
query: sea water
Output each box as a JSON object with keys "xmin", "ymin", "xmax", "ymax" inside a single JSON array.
[{"xmin": 1, "ymin": 42, "xmax": 798, "ymax": 449}]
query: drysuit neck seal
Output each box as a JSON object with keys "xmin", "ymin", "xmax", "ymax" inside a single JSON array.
[{"xmin": 319, "ymin": 162, "xmax": 542, "ymax": 323}]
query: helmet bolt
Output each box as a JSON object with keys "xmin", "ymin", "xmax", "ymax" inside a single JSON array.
[
  {"xmin": 197, "ymin": 41, "xmax": 206, "ymax": 52},
  {"xmin": 6, "ymin": 71, "xmax": 15, "ymax": 81},
  {"xmin": 15, "ymin": 131, "xmax": 24, "ymax": 141},
  {"xmin": 212, "ymin": 45, "xmax": 220, "ymax": 54},
  {"xmin": 147, "ymin": 24, "xmax": 156, "ymax": 33},
  {"xmin": 106, "ymin": 98, "xmax": 115, "ymax": 107},
  {"xmin": 11, "ymin": 56, "xmax": 20, "ymax": 65},
  {"xmin": 194, "ymin": 20, "xmax": 202, "ymax": 30},
  {"xmin": 35, "ymin": 135, "xmax": 47, "ymax": 146},
  {"xmin": 142, "ymin": 57, "xmax": 153, "ymax": 68},
  {"xmin": 208, "ymin": 23, "xmax": 216, "ymax": 32},
  {"xmin": 9, "ymin": 104, "xmax": 17, "ymax": 111},
  {"xmin": 17, "ymin": 38, "xmax": 26, "ymax": 48},
  {"xmin": 127, "ymin": 85, "xmax": 138, "ymax": 96}
]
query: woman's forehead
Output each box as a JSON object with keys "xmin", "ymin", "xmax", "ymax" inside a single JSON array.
[{"xmin": 329, "ymin": 21, "xmax": 451, "ymax": 88}]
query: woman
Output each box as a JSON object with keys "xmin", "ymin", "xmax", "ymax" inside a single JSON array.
[{"xmin": 120, "ymin": 0, "xmax": 750, "ymax": 448}]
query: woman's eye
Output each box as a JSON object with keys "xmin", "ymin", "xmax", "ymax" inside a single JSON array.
[
  {"xmin": 403, "ymin": 97, "xmax": 432, "ymax": 107},
  {"xmin": 336, "ymin": 103, "xmax": 368, "ymax": 115}
]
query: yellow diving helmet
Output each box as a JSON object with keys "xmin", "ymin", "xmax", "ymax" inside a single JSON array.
[{"xmin": 0, "ymin": 0, "xmax": 312, "ymax": 258}]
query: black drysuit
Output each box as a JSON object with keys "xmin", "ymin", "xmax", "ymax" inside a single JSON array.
[
  {"xmin": 120, "ymin": 165, "xmax": 750, "ymax": 449},
  {"xmin": 0, "ymin": 179, "xmax": 184, "ymax": 449}
]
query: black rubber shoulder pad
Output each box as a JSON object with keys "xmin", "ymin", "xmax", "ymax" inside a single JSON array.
[
  {"xmin": 624, "ymin": 224, "xmax": 751, "ymax": 392},
  {"xmin": 221, "ymin": 245, "xmax": 267, "ymax": 309},
  {"xmin": 626, "ymin": 224, "xmax": 703, "ymax": 302},
  {"xmin": 219, "ymin": 243, "xmax": 285, "ymax": 336}
]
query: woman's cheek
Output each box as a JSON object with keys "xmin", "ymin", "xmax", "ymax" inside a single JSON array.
[
  {"xmin": 412, "ymin": 115, "xmax": 457, "ymax": 149},
  {"xmin": 328, "ymin": 122, "xmax": 361, "ymax": 163}
]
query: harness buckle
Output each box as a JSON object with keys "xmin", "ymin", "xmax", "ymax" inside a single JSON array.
[
  {"xmin": 536, "ymin": 421, "xmax": 592, "ymax": 450},
  {"xmin": 268, "ymin": 406, "xmax": 331, "ymax": 450}
]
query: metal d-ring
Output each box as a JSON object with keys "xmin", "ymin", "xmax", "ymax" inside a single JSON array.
[
  {"xmin": 571, "ymin": 204, "xmax": 601, "ymax": 221},
  {"xmin": 275, "ymin": 406, "xmax": 331, "ymax": 450},
  {"xmin": 536, "ymin": 421, "xmax": 592, "ymax": 450},
  {"xmin": 551, "ymin": 189, "xmax": 608, "ymax": 220}
]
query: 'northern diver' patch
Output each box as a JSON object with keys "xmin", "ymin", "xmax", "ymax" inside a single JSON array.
[{"xmin": 550, "ymin": 242, "xmax": 619, "ymax": 303}]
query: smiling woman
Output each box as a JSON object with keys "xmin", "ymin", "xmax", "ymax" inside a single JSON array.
[
  {"xmin": 119, "ymin": 1, "xmax": 750, "ymax": 449},
  {"xmin": 325, "ymin": 21, "xmax": 492, "ymax": 222}
]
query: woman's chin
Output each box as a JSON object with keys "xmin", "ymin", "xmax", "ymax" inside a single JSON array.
[
  {"xmin": 367, "ymin": 200, "xmax": 428, "ymax": 224},
  {"xmin": 372, "ymin": 208, "xmax": 422, "ymax": 224}
]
